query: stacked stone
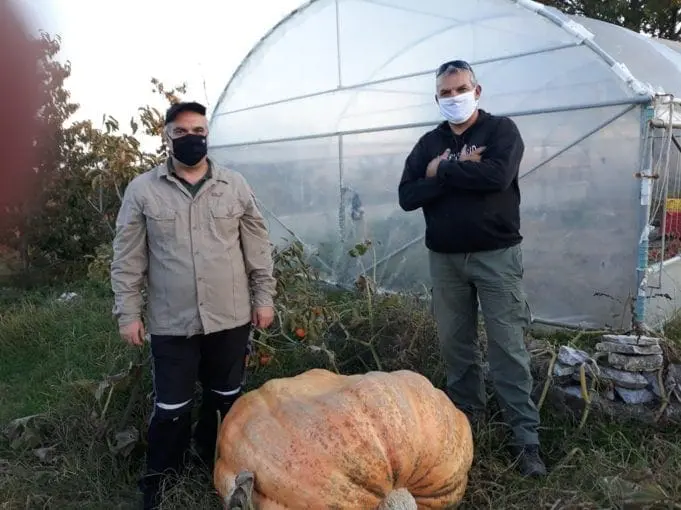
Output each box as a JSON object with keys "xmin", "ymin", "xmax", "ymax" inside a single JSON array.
[
  {"xmin": 551, "ymin": 335, "xmax": 681, "ymax": 406},
  {"xmin": 593, "ymin": 335, "xmax": 664, "ymax": 404}
]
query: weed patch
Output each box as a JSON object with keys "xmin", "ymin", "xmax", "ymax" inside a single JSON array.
[{"xmin": 1, "ymin": 269, "xmax": 681, "ymax": 508}]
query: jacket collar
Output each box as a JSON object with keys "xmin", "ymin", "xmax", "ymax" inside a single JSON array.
[{"xmin": 157, "ymin": 157, "xmax": 231, "ymax": 184}]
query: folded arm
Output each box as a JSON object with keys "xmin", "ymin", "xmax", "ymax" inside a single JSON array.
[
  {"xmin": 111, "ymin": 180, "xmax": 148, "ymax": 327},
  {"xmin": 398, "ymin": 138, "xmax": 446, "ymax": 211},
  {"xmin": 436, "ymin": 118, "xmax": 524, "ymax": 192}
]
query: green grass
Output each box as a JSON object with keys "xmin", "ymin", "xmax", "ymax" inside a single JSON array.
[
  {"xmin": 0, "ymin": 288, "xmax": 127, "ymax": 423},
  {"xmin": 1, "ymin": 283, "xmax": 681, "ymax": 509}
]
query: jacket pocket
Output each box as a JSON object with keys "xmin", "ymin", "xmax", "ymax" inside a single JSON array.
[
  {"xmin": 209, "ymin": 202, "xmax": 244, "ymax": 240},
  {"xmin": 144, "ymin": 208, "xmax": 176, "ymax": 238}
]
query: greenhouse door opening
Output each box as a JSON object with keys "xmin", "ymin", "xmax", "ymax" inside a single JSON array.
[{"xmin": 644, "ymin": 97, "xmax": 681, "ymax": 331}]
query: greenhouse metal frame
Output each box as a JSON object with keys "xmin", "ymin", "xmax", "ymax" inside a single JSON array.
[{"xmin": 207, "ymin": 0, "xmax": 681, "ymax": 332}]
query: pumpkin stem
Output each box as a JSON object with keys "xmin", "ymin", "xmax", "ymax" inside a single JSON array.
[
  {"xmin": 226, "ymin": 470, "xmax": 255, "ymax": 510},
  {"xmin": 377, "ymin": 488, "xmax": 417, "ymax": 510}
]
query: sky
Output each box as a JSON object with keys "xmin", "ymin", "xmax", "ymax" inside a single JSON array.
[{"xmin": 14, "ymin": 0, "xmax": 306, "ymax": 129}]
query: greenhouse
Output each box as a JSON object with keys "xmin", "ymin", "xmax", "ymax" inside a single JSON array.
[{"xmin": 207, "ymin": 0, "xmax": 681, "ymax": 332}]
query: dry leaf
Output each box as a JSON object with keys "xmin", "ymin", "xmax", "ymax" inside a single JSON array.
[
  {"xmin": 33, "ymin": 445, "xmax": 57, "ymax": 463},
  {"xmin": 109, "ymin": 427, "xmax": 139, "ymax": 457},
  {"xmin": 599, "ymin": 475, "xmax": 668, "ymax": 505},
  {"xmin": 4, "ymin": 414, "xmax": 43, "ymax": 450}
]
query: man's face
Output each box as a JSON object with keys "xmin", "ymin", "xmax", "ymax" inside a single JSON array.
[
  {"xmin": 435, "ymin": 70, "xmax": 481, "ymax": 101},
  {"xmin": 166, "ymin": 110, "xmax": 208, "ymax": 144}
]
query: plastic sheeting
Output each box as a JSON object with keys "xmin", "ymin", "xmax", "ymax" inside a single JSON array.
[
  {"xmin": 207, "ymin": 0, "xmax": 681, "ymax": 329},
  {"xmin": 569, "ymin": 16, "xmax": 681, "ymax": 98}
]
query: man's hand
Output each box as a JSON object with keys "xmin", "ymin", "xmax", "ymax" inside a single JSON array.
[
  {"xmin": 252, "ymin": 306, "xmax": 275, "ymax": 329},
  {"xmin": 120, "ymin": 319, "xmax": 145, "ymax": 346},
  {"xmin": 425, "ymin": 149, "xmax": 451, "ymax": 178},
  {"xmin": 459, "ymin": 145, "xmax": 486, "ymax": 162}
]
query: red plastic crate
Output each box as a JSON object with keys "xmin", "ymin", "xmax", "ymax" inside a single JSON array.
[{"xmin": 665, "ymin": 211, "xmax": 681, "ymax": 237}]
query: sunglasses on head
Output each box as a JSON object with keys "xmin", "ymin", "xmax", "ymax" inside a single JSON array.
[{"xmin": 436, "ymin": 60, "xmax": 473, "ymax": 77}]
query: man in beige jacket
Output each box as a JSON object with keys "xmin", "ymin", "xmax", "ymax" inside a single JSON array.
[{"xmin": 110, "ymin": 101, "xmax": 276, "ymax": 509}]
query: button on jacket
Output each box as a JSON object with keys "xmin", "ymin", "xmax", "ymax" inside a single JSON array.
[{"xmin": 111, "ymin": 158, "xmax": 276, "ymax": 337}]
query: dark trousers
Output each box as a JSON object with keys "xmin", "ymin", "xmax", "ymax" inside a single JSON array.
[
  {"xmin": 142, "ymin": 322, "xmax": 251, "ymax": 502},
  {"xmin": 429, "ymin": 245, "xmax": 540, "ymax": 446}
]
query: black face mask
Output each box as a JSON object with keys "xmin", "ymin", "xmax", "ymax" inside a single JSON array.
[{"xmin": 171, "ymin": 134, "xmax": 207, "ymax": 166}]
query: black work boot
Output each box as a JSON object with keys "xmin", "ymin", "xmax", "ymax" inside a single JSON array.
[
  {"xmin": 146, "ymin": 412, "xmax": 192, "ymax": 474},
  {"xmin": 511, "ymin": 444, "xmax": 547, "ymax": 477},
  {"xmin": 142, "ymin": 411, "xmax": 193, "ymax": 508},
  {"xmin": 139, "ymin": 474, "xmax": 162, "ymax": 510},
  {"xmin": 193, "ymin": 390, "xmax": 239, "ymax": 472}
]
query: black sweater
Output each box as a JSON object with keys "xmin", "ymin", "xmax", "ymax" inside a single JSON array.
[{"xmin": 398, "ymin": 109, "xmax": 525, "ymax": 254}]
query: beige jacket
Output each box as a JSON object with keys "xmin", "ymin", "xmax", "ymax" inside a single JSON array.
[{"xmin": 110, "ymin": 159, "xmax": 276, "ymax": 336}]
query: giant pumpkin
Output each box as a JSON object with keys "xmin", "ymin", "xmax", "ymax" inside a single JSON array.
[{"xmin": 214, "ymin": 368, "xmax": 474, "ymax": 509}]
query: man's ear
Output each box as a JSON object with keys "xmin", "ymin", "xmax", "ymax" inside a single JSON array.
[
  {"xmin": 475, "ymin": 84, "xmax": 482, "ymax": 101},
  {"xmin": 434, "ymin": 93, "xmax": 440, "ymax": 105}
]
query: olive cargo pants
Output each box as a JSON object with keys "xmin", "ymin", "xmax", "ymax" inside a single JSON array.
[{"xmin": 428, "ymin": 244, "xmax": 540, "ymax": 446}]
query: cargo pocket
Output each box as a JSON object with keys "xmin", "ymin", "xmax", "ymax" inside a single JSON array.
[{"xmin": 511, "ymin": 288, "xmax": 532, "ymax": 328}]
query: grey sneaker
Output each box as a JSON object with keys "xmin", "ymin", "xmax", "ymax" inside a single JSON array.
[{"xmin": 512, "ymin": 444, "xmax": 547, "ymax": 477}]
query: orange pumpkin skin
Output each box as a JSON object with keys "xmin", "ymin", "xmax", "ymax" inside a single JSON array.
[{"xmin": 214, "ymin": 368, "xmax": 474, "ymax": 509}]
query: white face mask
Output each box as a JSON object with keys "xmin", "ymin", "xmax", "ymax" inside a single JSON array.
[{"xmin": 437, "ymin": 91, "xmax": 478, "ymax": 125}]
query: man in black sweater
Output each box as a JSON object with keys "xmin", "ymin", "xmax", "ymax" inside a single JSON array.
[{"xmin": 398, "ymin": 60, "xmax": 546, "ymax": 477}]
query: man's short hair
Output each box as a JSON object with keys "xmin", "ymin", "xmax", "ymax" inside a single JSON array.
[
  {"xmin": 435, "ymin": 59, "xmax": 478, "ymax": 87},
  {"xmin": 164, "ymin": 101, "xmax": 207, "ymax": 125},
  {"xmin": 436, "ymin": 59, "xmax": 474, "ymax": 77}
]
